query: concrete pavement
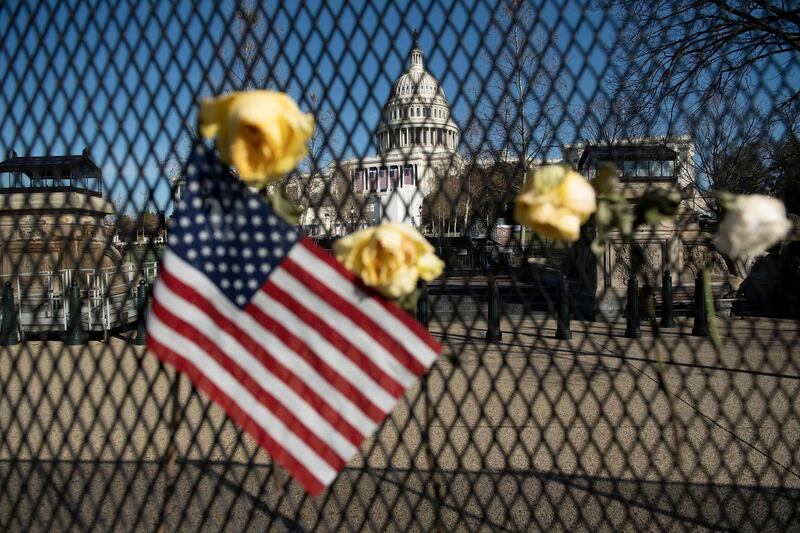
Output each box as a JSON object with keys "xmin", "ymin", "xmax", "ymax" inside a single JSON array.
[{"xmin": 0, "ymin": 318, "xmax": 798, "ymax": 530}]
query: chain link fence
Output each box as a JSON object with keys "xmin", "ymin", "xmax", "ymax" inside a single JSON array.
[{"xmin": 1, "ymin": 0, "xmax": 799, "ymax": 530}]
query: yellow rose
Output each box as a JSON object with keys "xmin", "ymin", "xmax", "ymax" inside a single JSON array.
[
  {"xmin": 199, "ymin": 91, "xmax": 314, "ymax": 186},
  {"xmin": 514, "ymin": 164, "xmax": 596, "ymax": 241},
  {"xmin": 333, "ymin": 223, "xmax": 444, "ymax": 299}
]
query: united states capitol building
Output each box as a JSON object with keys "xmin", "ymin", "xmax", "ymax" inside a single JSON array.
[{"xmin": 300, "ymin": 32, "xmax": 463, "ymax": 232}]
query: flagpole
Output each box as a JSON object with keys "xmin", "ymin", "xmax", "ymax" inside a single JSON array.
[
  {"xmin": 156, "ymin": 369, "xmax": 182, "ymax": 533},
  {"xmin": 421, "ymin": 372, "xmax": 444, "ymax": 531}
]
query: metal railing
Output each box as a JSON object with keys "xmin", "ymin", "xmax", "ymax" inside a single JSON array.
[{"xmin": 0, "ymin": 262, "xmax": 158, "ymax": 333}]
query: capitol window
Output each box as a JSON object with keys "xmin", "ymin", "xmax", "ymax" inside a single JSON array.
[
  {"xmin": 379, "ymin": 168, "xmax": 388, "ymax": 190},
  {"xmin": 368, "ymin": 168, "xmax": 378, "ymax": 191},
  {"xmin": 403, "ymin": 166, "xmax": 414, "ymax": 185}
]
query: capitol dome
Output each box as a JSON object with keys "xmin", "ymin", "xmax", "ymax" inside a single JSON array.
[
  {"xmin": 389, "ymin": 57, "xmax": 447, "ymax": 102},
  {"xmin": 375, "ymin": 31, "xmax": 459, "ymax": 155}
]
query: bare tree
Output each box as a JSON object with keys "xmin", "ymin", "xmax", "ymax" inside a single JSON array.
[
  {"xmin": 299, "ymin": 91, "xmax": 337, "ymax": 175},
  {"xmin": 230, "ymin": 2, "xmax": 280, "ymax": 90},
  {"xmin": 472, "ymin": 0, "xmax": 562, "ymax": 168},
  {"xmin": 609, "ymin": 0, "xmax": 800, "ymax": 120},
  {"xmin": 583, "ymin": 77, "xmax": 650, "ymax": 143},
  {"xmin": 772, "ymin": 130, "xmax": 800, "ymax": 216},
  {"xmin": 690, "ymin": 93, "xmax": 772, "ymax": 217}
]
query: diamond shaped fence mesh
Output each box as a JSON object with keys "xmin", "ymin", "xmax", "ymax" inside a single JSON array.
[{"xmin": 1, "ymin": 0, "xmax": 799, "ymax": 530}]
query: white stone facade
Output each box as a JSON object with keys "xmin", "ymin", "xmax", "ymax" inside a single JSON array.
[{"xmin": 345, "ymin": 36, "xmax": 462, "ymax": 226}]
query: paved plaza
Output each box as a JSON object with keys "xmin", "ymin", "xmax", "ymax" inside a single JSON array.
[{"xmin": 1, "ymin": 317, "xmax": 799, "ymax": 530}]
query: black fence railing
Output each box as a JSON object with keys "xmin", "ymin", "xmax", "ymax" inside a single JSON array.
[{"xmin": 1, "ymin": 0, "xmax": 799, "ymax": 530}]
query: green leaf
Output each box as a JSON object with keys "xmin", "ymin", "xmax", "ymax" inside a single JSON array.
[
  {"xmin": 265, "ymin": 185, "xmax": 303, "ymax": 225},
  {"xmin": 592, "ymin": 162, "xmax": 619, "ymax": 195},
  {"xmin": 396, "ymin": 287, "xmax": 421, "ymax": 312},
  {"xmin": 591, "ymin": 194, "xmax": 635, "ymax": 256},
  {"xmin": 634, "ymin": 189, "xmax": 681, "ymax": 226},
  {"xmin": 703, "ymin": 268, "xmax": 722, "ymax": 350}
]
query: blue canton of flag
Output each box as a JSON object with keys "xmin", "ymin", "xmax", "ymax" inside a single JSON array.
[
  {"xmin": 168, "ymin": 147, "xmax": 298, "ymax": 307},
  {"xmin": 147, "ymin": 142, "xmax": 442, "ymax": 496}
]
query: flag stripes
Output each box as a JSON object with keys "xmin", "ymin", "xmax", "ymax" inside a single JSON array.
[
  {"xmin": 148, "ymin": 247, "xmax": 441, "ymax": 495},
  {"xmin": 147, "ymin": 321, "xmax": 337, "ymax": 494},
  {"xmin": 293, "ymin": 240, "xmax": 441, "ymax": 358},
  {"xmin": 154, "ymin": 256, "xmax": 376, "ymax": 439},
  {"xmin": 252, "ymin": 288, "xmax": 402, "ymax": 407},
  {"xmin": 152, "ymin": 280, "xmax": 359, "ymax": 463}
]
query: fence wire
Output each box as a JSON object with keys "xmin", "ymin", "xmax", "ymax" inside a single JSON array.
[{"xmin": 1, "ymin": 0, "xmax": 799, "ymax": 530}]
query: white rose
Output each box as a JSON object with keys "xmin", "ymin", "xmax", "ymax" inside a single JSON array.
[{"xmin": 716, "ymin": 194, "xmax": 792, "ymax": 260}]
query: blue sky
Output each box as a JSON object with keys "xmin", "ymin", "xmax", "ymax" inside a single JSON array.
[{"xmin": 1, "ymin": 0, "xmax": 795, "ymax": 214}]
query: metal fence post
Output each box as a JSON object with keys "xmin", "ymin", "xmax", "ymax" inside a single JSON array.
[
  {"xmin": 66, "ymin": 280, "xmax": 85, "ymax": 346},
  {"xmin": 692, "ymin": 271, "xmax": 710, "ymax": 337},
  {"xmin": 555, "ymin": 273, "xmax": 572, "ymax": 340},
  {"xmin": 135, "ymin": 279, "xmax": 148, "ymax": 346},
  {"xmin": 485, "ymin": 275, "xmax": 502, "ymax": 341},
  {"xmin": 625, "ymin": 273, "xmax": 641, "ymax": 339},
  {"xmin": 1, "ymin": 281, "xmax": 20, "ymax": 346},
  {"xmin": 660, "ymin": 270, "xmax": 675, "ymax": 328},
  {"xmin": 416, "ymin": 279, "xmax": 430, "ymax": 330}
]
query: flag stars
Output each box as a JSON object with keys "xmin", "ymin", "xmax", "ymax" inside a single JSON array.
[{"xmin": 173, "ymin": 146, "xmax": 303, "ymax": 309}]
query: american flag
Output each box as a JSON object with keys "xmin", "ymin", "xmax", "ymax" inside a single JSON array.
[{"xmin": 147, "ymin": 143, "xmax": 441, "ymax": 495}]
